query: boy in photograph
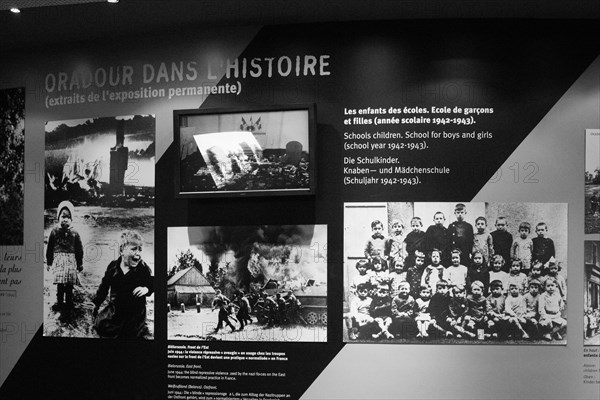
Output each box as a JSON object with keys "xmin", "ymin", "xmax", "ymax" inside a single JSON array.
[
  {"xmin": 425, "ymin": 212, "xmax": 451, "ymax": 266},
  {"xmin": 93, "ymin": 230, "xmax": 153, "ymax": 339},
  {"xmin": 523, "ymin": 279, "xmax": 542, "ymax": 339},
  {"xmin": 446, "ymin": 284, "xmax": 472, "ymax": 338},
  {"xmin": 370, "ymin": 282, "xmax": 394, "ymax": 339},
  {"xmin": 428, "ymin": 280, "xmax": 453, "ymax": 337},
  {"xmin": 448, "ymin": 203, "xmax": 474, "ymax": 266},
  {"xmin": 472, "ymin": 216, "xmax": 494, "ymax": 266},
  {"xmin": 491, "ymin": 217, "xmax": 513, "ymax": 273},
  {"xmin": 486, "ymin": 279, "xmax": 507, "ymax": 339},
  {"xmin": 390, "ymin": 281, "xmax": 415, "ymax": 339},
  {"xmin": 404, "ymin": 216, "xmax": 426, "ymax": 272},
  {"xmin": 463, "ymin": 280, "xmax": 489, "ymax": 338},
  {"xmin": 364, "ymin": 219, "xmax": 391, "ymax": 266},
  {"xmin": 532, "ymin": 222, "xmax": 555, "ymax": 268}
]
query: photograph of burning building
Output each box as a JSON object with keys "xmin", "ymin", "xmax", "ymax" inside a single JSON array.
[
  {"xmin": 43, "ymin": 115, "xmax": 155, "ymax": 339},
  {"xmin": 175, "ymin": 105, "xmax": 315, "ymax": 198},
  {"xmin": 167, "ymin": 225, "xmax": 327, "ymax": 342},
  {"xmin": 0, "ymin": 87, "xmax": 25, "ymax": 245}
]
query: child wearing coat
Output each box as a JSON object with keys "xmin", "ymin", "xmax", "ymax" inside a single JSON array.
[{"xmin": 93, "ymin": 230, "xmax": 154, "ymax": 339}]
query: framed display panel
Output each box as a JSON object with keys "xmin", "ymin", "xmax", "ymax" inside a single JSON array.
[
  {"xmin": 43, "ymin": 115, "xmax": 156, "ymax": 339},
  {"xmin": 585, "ymin": 129, "xmax": 600, "ymax": 234},
  {"xmin": 174, "ymin": 104, "xmax": 316, "ymax": 198},
  {"xmin": 584, "ymin": 240, "xmax": 600, "ymax": 346},
  {"xmin": 343, "ymin": 201, "xmax": 569, "ymax": 345},
  {"xmin": 166, "ymin": 225, "xmax": 328, "ymax": 342}
]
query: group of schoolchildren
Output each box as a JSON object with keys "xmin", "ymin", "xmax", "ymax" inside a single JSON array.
[
  {"xmin": 584, "ymin": 307, "xmax": 599, "ymax": 339},
  {"xmin": 46, "ymin": 200, "xmax": 154, "ymax": 339},
  {"xmin": 346, "ymin": 203, "xmax": 567, "ymax": 342}
]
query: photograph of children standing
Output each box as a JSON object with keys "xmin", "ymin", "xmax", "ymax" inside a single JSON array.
[
  {"xmin": 344, "ymin": 202, "xmax": 568, "ymax": 345},
  {"xmin": 585, "ymin": 129, "xmax": 600, "ymax": 234},
  {"xmin": 43, "ymin": 115, "xmax": 155, "ymax": 339}
]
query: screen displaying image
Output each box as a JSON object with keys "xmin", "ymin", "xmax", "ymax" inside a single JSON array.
[{"xmin": 175, "ymin": 106, "xmax": 315, "ymax": 198}]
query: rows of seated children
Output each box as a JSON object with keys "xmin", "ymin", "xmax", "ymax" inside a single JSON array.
[
  {"xmin": 346, "ymin": 255, "xmax": 566, "ymax": 341},
  {"xmin": 357, "ymin": 242, "xmax": 565, "ymax": 304}
]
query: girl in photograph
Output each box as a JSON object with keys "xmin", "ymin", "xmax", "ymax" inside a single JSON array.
[{"xmin": 46, "ymin": 200, "xmax": 84, "ymax": 312}]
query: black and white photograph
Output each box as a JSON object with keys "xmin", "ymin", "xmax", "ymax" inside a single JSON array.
[
  {"xmin": 174, "ymin": 105, "xmax": 315, "ymax": 198},
  {"xmin": 584, "ymin": 241, "xmax": 600, "ymax": 346},
  {"xmin": 43, "ymin": 115, "xmax": 155, "ymax": 339},
  {"xmin": 0, "ymin": 87, "xmax": 25, "ymax": 246},
  {"xmin": 343, "ymin": 202, "xmax": 568, "ymax": 344},
  {"xmin": 167, "ymin": 225, "xmax": 327, "ymax": 342},
  {"xmin": 585, "ymin": 129, "xmax": 600, "ymax": 234}
]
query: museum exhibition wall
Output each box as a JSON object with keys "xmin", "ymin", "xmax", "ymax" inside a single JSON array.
[{"xmin": 0, "ymin": 11, "xmax": 599, "ymax": 400}]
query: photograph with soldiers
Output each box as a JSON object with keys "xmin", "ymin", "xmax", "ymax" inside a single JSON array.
[{"xmin": 167, "ymin": 225, "xmax": 327, "ymax": 342}]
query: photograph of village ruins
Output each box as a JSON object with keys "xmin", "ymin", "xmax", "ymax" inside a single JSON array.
[
  {"xmin": 176, "ymin": 107, "xmax": 313, "ymax": 197},
  {"xmin": 43, "ymin": 115, "xmax": 155, "ymax": 339},
  {"xmin": 167, "ymin": 225, "xmax": 327, "ymax": 342}
]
